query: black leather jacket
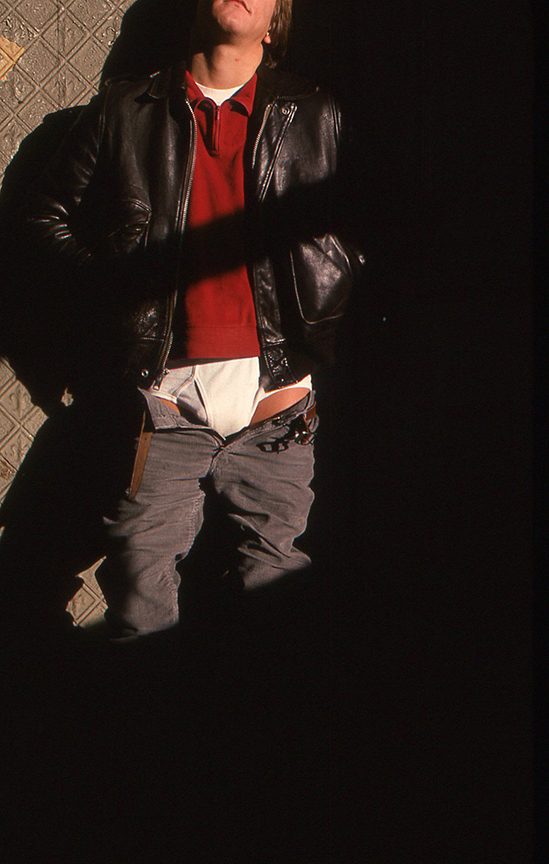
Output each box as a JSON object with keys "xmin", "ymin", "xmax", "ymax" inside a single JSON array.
[{"xmin": 25, "ymin": 62, "xmax": 364, "ymax": 393}]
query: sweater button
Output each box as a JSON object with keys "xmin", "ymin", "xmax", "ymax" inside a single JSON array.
[
  {"xmin": 280, "ymin": 105, "xmax": 291, "ymax": 115},
  {"xmin": 141, "ymin": 369, "xmax": 149, "ymax": 378}
]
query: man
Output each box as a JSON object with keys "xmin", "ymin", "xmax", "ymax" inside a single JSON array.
[{"xmin": 2, "ymin": 0, "xmax": 363, "ymax": 646}]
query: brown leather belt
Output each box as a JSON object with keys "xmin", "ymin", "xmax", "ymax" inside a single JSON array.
[{"xmin": 156, "ymin": 398, "xmax": 181, "ymax": 414}]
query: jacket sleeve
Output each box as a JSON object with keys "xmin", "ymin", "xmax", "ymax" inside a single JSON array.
[
  {"xmin": 22, "ymin": 87, "xmax": 109, "ymax": 268},
  {"xmin": 2, "ymin": 92, "xmax": 110, "ymax": 412}
]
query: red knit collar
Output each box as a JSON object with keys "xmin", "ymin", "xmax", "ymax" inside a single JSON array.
[{"xmin": 185, "ymin": 70, "xmax": 257, "ymax": 115}]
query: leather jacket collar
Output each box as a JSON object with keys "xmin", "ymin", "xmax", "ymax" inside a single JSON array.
[{"xmin": 141, "ymin": 61, "xmax": 317, "ymax": 103}]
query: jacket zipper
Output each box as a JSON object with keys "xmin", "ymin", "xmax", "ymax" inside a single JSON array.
[
  {"xmin": 257, "ymin": 103, "xmax": 296, "ymax": 203},
  {"xmin": 153, "ymin": 96, "xmax": 198, "ymax": 385},
  {"xmin": 252, "ymin": 102, "xmax": 274, "ymax": 168}
]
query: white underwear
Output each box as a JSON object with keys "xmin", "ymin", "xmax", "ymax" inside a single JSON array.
[{"xmin": 148, "ymin": 357, "xmax": 312, "ymax": 438}]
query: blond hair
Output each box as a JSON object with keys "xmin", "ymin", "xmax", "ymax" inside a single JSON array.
[{"xmin": 265, "ymin": 0, "xmax": 293, "ymax": 66}]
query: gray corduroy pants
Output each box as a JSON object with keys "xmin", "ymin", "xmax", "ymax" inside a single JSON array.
[{"xmin": 95, "ymin": 393, "xmax": 317, "ymax": 638}]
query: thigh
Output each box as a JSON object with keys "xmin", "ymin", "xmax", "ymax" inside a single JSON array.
[
  {"xmin": 101, "ymin": 427, "xmax": 217, "ymax": 564},
  {"xmin": 211, "ymin": 408, "xmax": 317, "ymax": 592},
  {"xmin": 97, "ymin": 427, "xmax": 218, "ymax": 635}
]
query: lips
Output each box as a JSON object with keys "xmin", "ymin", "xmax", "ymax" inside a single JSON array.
[{"xmin": 226, "ymin": 0, "xmax": 250, "ymax": 11}]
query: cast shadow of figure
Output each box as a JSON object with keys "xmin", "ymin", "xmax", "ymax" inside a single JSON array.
[
  {"xmin": 0, "ymin": 105, "xmax": 145, "ymax": 640},
  {"xmin": 101, "ymin": 0, "xmax": 198, "ymax": 82}
]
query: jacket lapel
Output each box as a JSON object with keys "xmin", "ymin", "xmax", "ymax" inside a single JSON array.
[{"xmin": 247, "ymin": 64, "xmax": 315, "ymax": 202}]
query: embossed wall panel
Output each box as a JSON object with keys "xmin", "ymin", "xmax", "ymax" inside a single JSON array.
[{"xmin": 1, "ymin": 0, "xmax": 134, "ymax": 626}]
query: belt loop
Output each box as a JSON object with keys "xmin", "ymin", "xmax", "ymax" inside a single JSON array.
[
  {"xmin": 293, "ymin": 401, "xmax": 317, "ymax": 444},
  {"xmin": 127, "ymin": 410, "xmax": 153, "ymax": 500}
]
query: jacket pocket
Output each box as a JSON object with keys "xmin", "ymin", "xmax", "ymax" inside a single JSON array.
[
  {"xmin": 103, "ymin": 197, "xmax": 151, "ymax": 257},
  {"xmin": 289, "ymin": 233, "xmax": 354, "ymax": 325}
]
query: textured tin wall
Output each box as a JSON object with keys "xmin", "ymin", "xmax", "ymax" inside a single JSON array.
[{"xmin": 1, "ymin": 0, "xmax": 134, "ymax": 626}]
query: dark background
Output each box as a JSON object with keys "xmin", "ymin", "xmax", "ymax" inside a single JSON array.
[
  {"xmin": 288, "ymin": 0, "xmax": 533, "ymax": 860},
  {"xmin": 2, "ymin": 0, "xmax": 534, "ymax": 861}
]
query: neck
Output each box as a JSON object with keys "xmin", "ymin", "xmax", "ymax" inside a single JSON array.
[{"xmin": 189, "ymin": 42, "xmax": 263, "ymax": 89}]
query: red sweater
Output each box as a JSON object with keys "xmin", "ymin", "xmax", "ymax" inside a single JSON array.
[{"xmin": 170, "ymin": 72, "xmax": 260, "ymax": 360}]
